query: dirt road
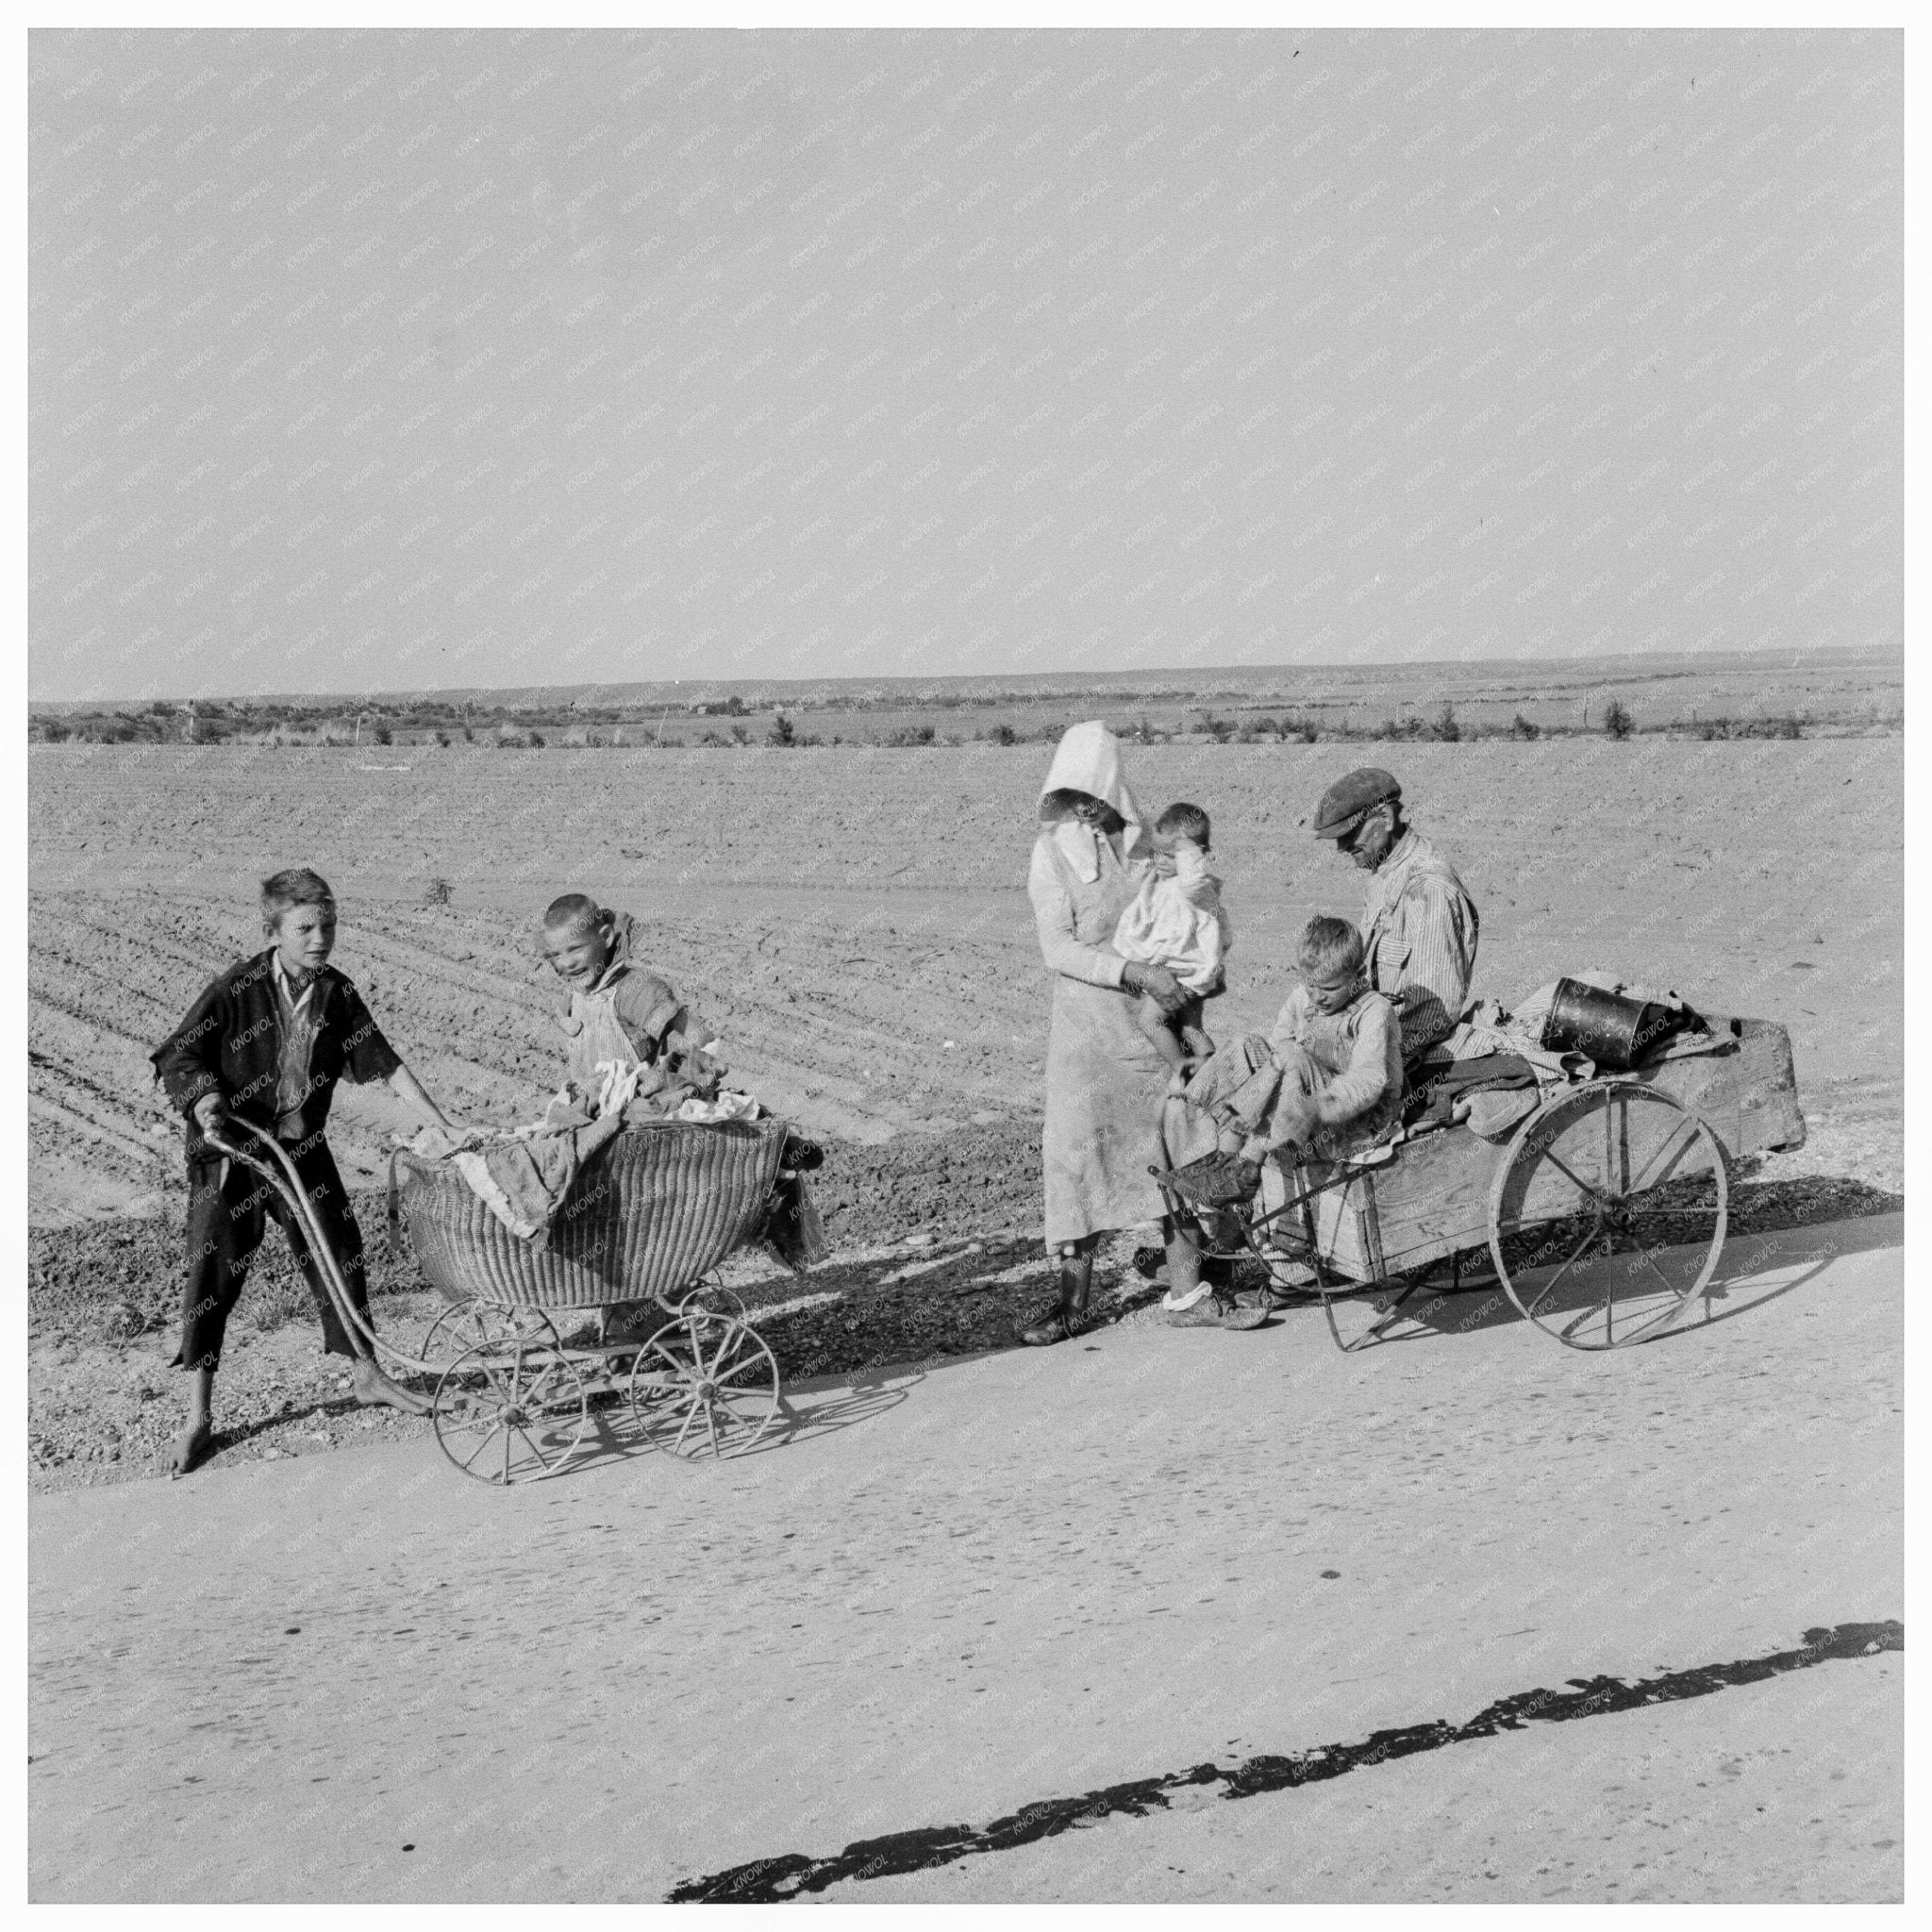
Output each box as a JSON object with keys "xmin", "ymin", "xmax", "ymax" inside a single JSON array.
[{"xmin": 29, "ymin": 1217, "xmax": 1903, "ymax": 1903}]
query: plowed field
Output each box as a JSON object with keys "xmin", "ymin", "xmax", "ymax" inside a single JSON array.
[{"xmin": 29, "ymin": 736, "xmax": 1901, "ymax": 1226}]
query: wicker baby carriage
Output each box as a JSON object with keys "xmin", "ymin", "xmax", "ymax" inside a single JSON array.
[
  {"xmin": 208, "ymin": 1114, "xmax": 814, "ymax": 1486},
  {"xmin": 396, "ymin": 1118, "xmax": 788, "ymax": 1309},
  {"xmin": 391, "ymin": 1117, "xmax": 812, "ymax": 1481}
]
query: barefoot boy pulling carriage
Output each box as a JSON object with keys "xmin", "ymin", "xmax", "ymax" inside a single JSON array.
[{"xmin": 150, "ymin": 868, "xmax": 466, "ymax": 1475}]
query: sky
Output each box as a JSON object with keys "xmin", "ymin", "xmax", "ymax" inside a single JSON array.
[{"xmin": 28, "ymin": 25, "xmax": 1902, "ymax": 701}]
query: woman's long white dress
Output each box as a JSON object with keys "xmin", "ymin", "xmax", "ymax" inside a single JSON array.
[{"xmin": 1030, "ymin": 816, "xmax": 1172, "ymax": 1248}]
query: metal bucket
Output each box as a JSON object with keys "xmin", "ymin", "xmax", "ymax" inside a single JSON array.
[{"xmin": 1539, "ymin": 978, "xmax": 1685, "ymax": 1071}]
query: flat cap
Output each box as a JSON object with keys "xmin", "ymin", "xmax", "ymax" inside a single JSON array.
[{"xmin": 1312, "ymin": 767, "xmax": 1401, "ymax": 839}]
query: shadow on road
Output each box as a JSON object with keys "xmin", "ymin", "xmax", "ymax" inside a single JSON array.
[
  {"xmin": 551, "ymin": 1362, "xmax": 926, "ymax": 1478},
  {"xmin": 749, "ymin": 1369, "xmax": 924, "ymax": 1457},
  {"xmin": 1254, "ymin": 1201, "xmax": 1902, "ymax": 1355},
  {"xmin": 670, "ymin": 1619, "xmax": 1907, "ymax": 1902}
]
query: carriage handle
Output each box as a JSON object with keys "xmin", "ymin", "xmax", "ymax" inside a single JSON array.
[{"xmin": 204, "ymin": 1119, "xmax": 436, "ymax": 1378}]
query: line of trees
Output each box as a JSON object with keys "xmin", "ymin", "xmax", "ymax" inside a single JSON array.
[{"xmin": 32, "ymin": 696, "xmax": 1863, "ymax": 748}]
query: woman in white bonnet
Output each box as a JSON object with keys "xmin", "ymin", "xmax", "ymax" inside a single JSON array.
[{"xmin": 1021, "ymin": 721, "xmax": 1253, "ymax": 1342}]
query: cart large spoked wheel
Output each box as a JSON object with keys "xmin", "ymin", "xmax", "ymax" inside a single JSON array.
[
  {"xmin": 628, "ymin": 1309, "xmax": 780, "ymax": 1458},
  {"xmin": 1489, "ymin": 1080, "xmax": 1728, "ymax": 1350},
  {"xmin": 432, "ymin": 1319, "xmax": 591, "ymax": 1485}
]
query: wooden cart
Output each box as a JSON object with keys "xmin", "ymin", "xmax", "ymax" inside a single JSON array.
[{"xmin": 1158, "ymin": 1016, "xmax": 1805, "ymax": 1352}]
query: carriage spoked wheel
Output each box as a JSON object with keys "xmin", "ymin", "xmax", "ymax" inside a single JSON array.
[
  {"xmin": 665, "ymin": 1279, "xmax": 749, "ymax": 1323},
  {"xmin": 431, "ymin": 1307, "xmax": 591, "ymax": 1485},
  {"xmin": 1489, "ymin": 1080, "xmax": 1729, "ymax": 1350},
  {"xmin": 419, "ymin": 1299, "xmax": 560, "ymax": 1375},
  {"xmin": 627, "ymin": 1307, "xmax": 780, "ymax": 1459}
]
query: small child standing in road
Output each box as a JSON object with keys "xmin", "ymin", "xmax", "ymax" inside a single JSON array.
[
  {"xmin": 151, "ymin": 868, "xmax": 463, "ymax": 1477},
  {"xmin": 1112, "ymin": 801, "xmax": 1233, "ymax": 1091}
]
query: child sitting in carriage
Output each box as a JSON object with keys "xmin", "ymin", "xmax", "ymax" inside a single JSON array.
[
  {"xmin": 1111, "ymin": 801, "xmax": 1232, "ymax": 1092},
  {"xmin": 539, "ymin": 894, "xmax": 736, "ymax": 1119},
  {"xmin": 534, "ymin": 893, "xmax": 824, "ymax": 1338}
]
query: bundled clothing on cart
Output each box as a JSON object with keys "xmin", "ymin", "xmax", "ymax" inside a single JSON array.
[
  {"xmin": 1404, "ymin": 969, "xmax": 1718, "ymax": 1142},
  {"xmin": 151, "ymin": 950, "xmax": 402, "ymax": 1370}
]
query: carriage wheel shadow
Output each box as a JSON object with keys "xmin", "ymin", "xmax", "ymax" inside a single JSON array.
[
  {"xmin": 553, "ymin": 1363, "xmax": 924, "ymax": 1475},
  {"xmin": 741, "ymin": 1370, "xmax": 922, "ymax": 1457}
]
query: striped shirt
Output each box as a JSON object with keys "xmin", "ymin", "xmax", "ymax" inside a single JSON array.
[
  {"xmin": 1358, "ymin": 826, "xmax": 1480, "ymax": 1062},
  {"xmin": 270, "ymin": 955, "xmax": 321, "ymax": 1141}
]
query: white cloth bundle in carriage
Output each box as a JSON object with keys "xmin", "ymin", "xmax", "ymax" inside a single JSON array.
[
  {"xmin": 408, "ymin": 1113, "xmax": 625, "ymax": 1245},
  {"xmin": 552, "ymin": 1058, "xmax": 765, "ymax": 1132}
]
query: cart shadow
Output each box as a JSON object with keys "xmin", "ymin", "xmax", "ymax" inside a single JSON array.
[
  {"xmin": 1286, "ymin": 1275, "xmax": 1520, "ymax": 1348},
  {"xmin": 1541, "ymin": 1206, "xmax": 1902, "ymax": 1345},
  {"xmin": 747, "ymin": 1372, "xmax": 924, "ymax": 1457},
  {"xmin": 1672, "ymin": 1208, "xmax": 1903, "ymax": 1336},
  {"xmin": 734, "ymin": 1232, "xmax": 1050, "ymax": 1308},
  {"xmin": 1291, "ymin": 1197, "xmax": 1908, "ymax": 1352},
  {"xmin": 1291, "ymin": 1206, "xmax": 1902, "ymax": 1351},
  {"xmin": 1724, "ymin": 1166, "xmax": 1902, "ymax": 1231}
]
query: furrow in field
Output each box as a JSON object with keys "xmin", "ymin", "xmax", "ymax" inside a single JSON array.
[
  {"xmin": 27, "ymin": 1041, "xmax": 174, "ymax": 1136},
  {"xmin": 702, "ymin": 978, "xmax": 1032, "ymax": 1115},
  {"xmin": 30, "ymin": 885, "xmax": 256, "ymax": 953},
  {"xmin": 341, "ymin": 918, "xmax": 563, "ymax": 1007},
  {"xmin": 27, "ymin": 1093, "xmax": 170, "ymax": 1173},
  {"xmin": 27, "ymin": 965, "xmax": 187, "ymax": 1056}
]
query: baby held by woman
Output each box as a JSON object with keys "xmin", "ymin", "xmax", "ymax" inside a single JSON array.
[{"xmin": 1113, "ymin": 801, "xmax": 1232, "ymax": 1091}]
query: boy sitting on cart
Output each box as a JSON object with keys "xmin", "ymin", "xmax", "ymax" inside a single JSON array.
[
  {"xmin": 1168, "ymin": 915, "xmax": 1403, "ymax": 1236},
  {"xmin": 152, "ymin": 868, "xmax": 466, "ymax": 1475}
]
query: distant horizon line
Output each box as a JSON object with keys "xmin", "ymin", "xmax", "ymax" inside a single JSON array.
[{"xmin": 26, "ymin": 638, "xmax": 1900, "ymax": 713}]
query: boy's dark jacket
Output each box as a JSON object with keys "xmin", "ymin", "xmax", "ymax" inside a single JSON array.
[{"xmin": 151, "ymin": 949, "xmax": 402, "ymax": 1167}]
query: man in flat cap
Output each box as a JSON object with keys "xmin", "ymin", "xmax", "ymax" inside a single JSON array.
[
  {"xmin": 1152, "ymin": 764, "xmax": 1481, "ymax": 1307},
  {"xmin": 1314, "ymin": 767, "xmax": 1479, "ymax": 1068}
]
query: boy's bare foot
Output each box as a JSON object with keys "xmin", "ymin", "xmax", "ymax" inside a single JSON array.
[
  {"xmin": 350, "ymin": 1358, "xmax": 432, "ymax": 1415},
  {"xmin": 170, "ymin": 1415, "xmax": 214, "ymax": 1478}
]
